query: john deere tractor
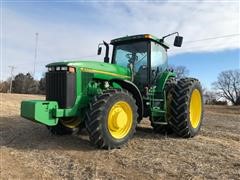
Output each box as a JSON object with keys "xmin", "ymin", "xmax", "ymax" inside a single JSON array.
[{"xmin": 21, "ymin": 33, "xmax": 203, "ymax": 149}]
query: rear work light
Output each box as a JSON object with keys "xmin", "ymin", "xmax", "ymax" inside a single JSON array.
[{"xmin": 48, "ymin": 67, "xmax": 54, "ymax": 71}]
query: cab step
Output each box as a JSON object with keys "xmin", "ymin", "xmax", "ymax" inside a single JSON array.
[
  {"xmin": 152, "ymin": 121, "xmax": 168, "ymax": 125},
  {"xmin": 153, "ymin": 98, "xmax": 164, "ymax": 102},
  {"xmin": 151, "ymin": 107, "xmax": 166, "ymax": 117}
]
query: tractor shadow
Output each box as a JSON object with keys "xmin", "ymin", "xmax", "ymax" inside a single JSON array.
[
  {"xmin": 1, "ymin": 116, "xmax": 177, "ymax": 151},
  {"xmin": 0, "ymin": 116, "xmax": 95, "ymax": 151},
  {"xmin": 135, "ymin": 126, "xmax": 178, "ymax": 140}
]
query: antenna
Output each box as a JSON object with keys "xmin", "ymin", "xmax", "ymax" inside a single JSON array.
[
  {"xmin": 33, "ymin": 32, "xmax": 39, "ymax": 78},
  {"xmin": 8, "ymin": 66, "xmax": 16, "ymax": 93}
]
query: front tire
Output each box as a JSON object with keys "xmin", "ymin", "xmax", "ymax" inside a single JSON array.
[
  {"xmin": 85, "ymin": 89, "xmax": 138, "ymax": 149},
  {"xmin": 169, "ymin": 78, "xmax": 203, "ymax": 137}
]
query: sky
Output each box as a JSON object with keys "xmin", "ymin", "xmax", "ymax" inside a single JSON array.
[{"xmin": 0, "ymin": 0, "xmax": 239, "ymax": 89}]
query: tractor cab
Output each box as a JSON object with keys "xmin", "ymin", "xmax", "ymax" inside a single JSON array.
[{"xmin": 98, "ymin": 33, "xmax": 183, "ymax": 93}]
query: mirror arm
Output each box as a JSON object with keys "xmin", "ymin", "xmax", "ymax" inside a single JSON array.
[{"xmin": 160, "ymin": 32, "xmax": 179, "ymax": 42}]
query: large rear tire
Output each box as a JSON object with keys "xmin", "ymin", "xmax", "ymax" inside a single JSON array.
[
  {"xmin": 85, "ymin": 89, "xmax": 138, "ymax": 149},
  {"xmin": 169, "ymin": 78, "xmax": 203, "ymax": 137}
]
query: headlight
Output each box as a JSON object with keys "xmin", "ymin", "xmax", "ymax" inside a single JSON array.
[
  {"xmin": 48, "ymin": 66, "xmax": 75, "ymax": 72},
  {"xmin": 48, "ymin": 67, "xmax": 54, "ymax": 71},
  {"xmin": 61, "ymin": 66, "xmax": 68, "ymax": 71}
]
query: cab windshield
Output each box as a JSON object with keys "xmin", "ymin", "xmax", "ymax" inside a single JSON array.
[{"xmin": 112, "ymin": 41, "xmax": 148, "ymax": 72}]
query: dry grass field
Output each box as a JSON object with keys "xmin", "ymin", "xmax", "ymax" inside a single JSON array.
[{"xmin": 1, "ymin": 93, "xmax": 240, "ymax": 179}]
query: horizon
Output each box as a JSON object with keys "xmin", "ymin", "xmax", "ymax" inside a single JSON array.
[{"xmin": 1, "ymin": 1, "xmax": 239, "ymax": 90}]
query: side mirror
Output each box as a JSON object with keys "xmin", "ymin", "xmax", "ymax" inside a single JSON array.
[
  {"xmin": 97, "ymin": 46, "xmax": 102, "ymax": 55},
  {"xmin": 174, "ymin": 36, "xmax": 183, "ymax": 47}
]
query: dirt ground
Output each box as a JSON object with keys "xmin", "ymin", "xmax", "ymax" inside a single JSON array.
[{"xmin": 0, "ymin": 93, "xmax": 240, "ymax": 180}]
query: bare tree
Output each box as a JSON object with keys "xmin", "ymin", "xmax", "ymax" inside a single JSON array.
[
  {"xmin": 39, "ymin": 75, "xmax": 46, "ymax": 94},
  {"xmin": 12, "ymin": 73, "xmax": 39, "ymax": 94},
  {"xmin": 169, "ymin": 65, "xmax": 189, "ymax": 79},
  {"xmin": 203, "ymin": 90, "xmax": 216, "ymax": 104},
  {"xmin": 0, "ymin": 78, "xmax": 11, "ymax": 93},
  {"xmin": 212, "ymin": 69, "xmax": 240, "ymax": 105}
]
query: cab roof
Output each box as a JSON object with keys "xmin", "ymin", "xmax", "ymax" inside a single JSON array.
[{"xmin": 110, "ymin": 34, "xmax": 169, "ymax": 49}]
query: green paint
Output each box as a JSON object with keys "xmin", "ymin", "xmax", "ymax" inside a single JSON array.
[
  {"xmin": 87, "ymin": 81, "xmax": 103, "ymax": 96},
  {"xmin": 155, "ymin": 71, "xmax": 176, "ymax": 92},
  {"xmin": 21, "ymin": 100, "xmax": 59, "ymax": 126},
  {"xmin": 20, "ymin": 61, "xmax": 130, "ymax": 126},
  {"xmin": 47, "ymin": 61, "xmax": 131, "ymax": 80}
]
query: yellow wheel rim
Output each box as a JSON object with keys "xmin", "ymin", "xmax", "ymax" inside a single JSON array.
[
  {"xmin": 61, "ymin": 118, "xmax": 81, "ymax": 129},
  {"xmin": 108, "ymin": 101, "xmax": 133, "ymax": 139},
  {"xmin": 189, "ymin": 89, "xmax": 202, "ymax": 128}
]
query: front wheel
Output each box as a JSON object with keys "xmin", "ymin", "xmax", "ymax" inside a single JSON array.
[
  {"xmin": 169, "ymin": 78, "xmax": 203, "ymax": 137},
  {"xmin": 85, "ymin": 89, "xmax": 138, "ymax": 149}
]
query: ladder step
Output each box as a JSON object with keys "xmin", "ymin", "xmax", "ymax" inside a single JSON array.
[
  {"xmin": 151, "ymin": 107, "xmax": 165, "ymax": 113},
  {"xmin": 151, "ymin": 107, "xmax": 166, "ymax": 117},
  {"xmin": 153, "ymin": 99, "xmax": 164, "ymax": 102},
  {"xmin": 152, "ymin": 122, "xmax": 168, "ymax": 125}
]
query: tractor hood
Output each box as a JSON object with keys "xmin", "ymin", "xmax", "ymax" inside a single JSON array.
[{"xmin": 46, "ymin": 60, "xmax": 131, "ymax": 80}]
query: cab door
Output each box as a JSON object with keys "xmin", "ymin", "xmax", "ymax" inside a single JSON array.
[
  {"xmin": 150, "ymin": 41, "xmax": 168, "ymax": 84},
  {"xmin": 133, "ymin": 41, "xmax": 150, "ymax": 92}
]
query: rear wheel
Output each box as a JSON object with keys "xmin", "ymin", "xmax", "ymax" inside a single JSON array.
[
  {"xmin": 169, "ymin": 78, "xmax": 203, "ymax": 137},
  {"xmin": 47, "ymin": 117, "xmax": 82, "ymax": 135},
  {"xmin": 85, "ymin": 89, "xmax": 138, "ymax": 149}
]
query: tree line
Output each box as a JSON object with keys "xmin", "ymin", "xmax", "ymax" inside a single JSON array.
[
  {"xmin": 211, "ymin": 69, "xmax": 240, "ymax": 105},
  {"xmin": 0, "ymin": 68, "xmax": 239, "ymax": 105},
  {"xmin": 0, "ymin": 73, "xmax": 46, "ymax": 94}
]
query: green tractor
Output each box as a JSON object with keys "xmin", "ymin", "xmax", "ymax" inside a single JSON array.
[{"xmin": 21, "ymin": 33, "xmax": 203, "ymax": 149}]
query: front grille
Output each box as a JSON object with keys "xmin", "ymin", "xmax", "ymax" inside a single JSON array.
[{"xmin": 46, "ymin": 71, "xmax": 76, "ymax": 108}]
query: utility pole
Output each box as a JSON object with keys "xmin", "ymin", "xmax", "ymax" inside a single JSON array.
[
  {"xmin": 33, "ymin": 32, "xmax": 39, "ymax": 78},
  {"xmin": 8, "ymin": 66, "xmax": 16, "ymax": 93}
]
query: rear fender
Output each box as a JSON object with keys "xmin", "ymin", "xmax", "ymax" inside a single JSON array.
[{"xmin": 155, "ymin": 71, "xmax": 176, "ymax": 92}]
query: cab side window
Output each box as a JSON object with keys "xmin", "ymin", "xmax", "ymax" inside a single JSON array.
[{"xmin": 151, "ymin": 42, "xmax": 167, "ymax": 82}]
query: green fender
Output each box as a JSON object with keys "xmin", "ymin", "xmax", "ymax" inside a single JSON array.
[{"xmin": 155, "ymin": 71, "xmax": 176, "ymax": 93}]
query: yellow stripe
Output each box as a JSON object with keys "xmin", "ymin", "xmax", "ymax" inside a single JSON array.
[{"xmin": 80, "ymin": 68, "xmax": 131, "ymax": 79}]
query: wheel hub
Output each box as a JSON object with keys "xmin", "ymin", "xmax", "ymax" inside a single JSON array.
[
  {"xmin": 108, "ymin": 101, "xmax": 133, "ymax": 139},
  {"xmin": 189, "ymin": 89, "xmax": 202, "ymax": 128},
  {"xmin": 110, "ymin": 108, "xmax": 127, "ymax": 129}
]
